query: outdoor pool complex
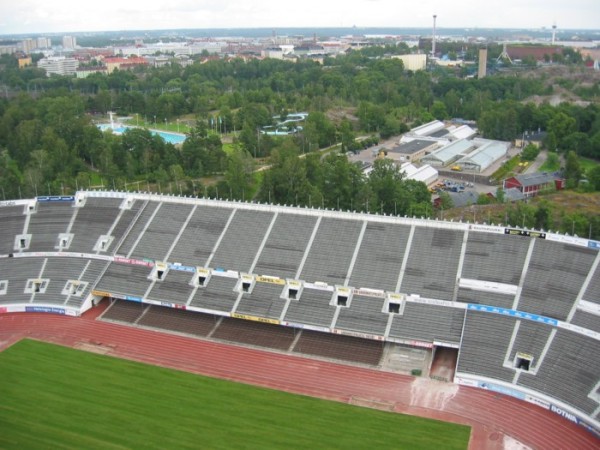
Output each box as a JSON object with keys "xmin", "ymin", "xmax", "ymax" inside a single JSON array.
[{"xmin": 98, "ymin": 124, "xmax": 186, "ymax": 144}]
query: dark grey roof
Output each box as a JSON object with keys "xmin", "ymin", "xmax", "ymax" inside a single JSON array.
[
  {"xmin": 514, "ymin": 172, "xmax": 557, "ymax": 187},
  {"xmin": 389, "ymin": 139, "xmax": 435, "ymax": 155},
  {"xmin": 448, "ymin": 191, "xmax": 479, "ymax": 208},
  {"xmin": 429, "ymin": 128, "xmax": 450, "ymax": 138},
  {"xmin": 503, "ymin": 188, "xmax": 525, "ymax": 202}
]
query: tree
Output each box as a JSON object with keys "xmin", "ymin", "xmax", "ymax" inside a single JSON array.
[
  {"xmin": 564, "ymin": 150, "xmax": 582, "ymax": 188},
  {"xmin": 495, "ymin": 187, "xmax": 505, "ymax": 203},
  {"xmin": 430, "ymin": 101, "xmax": 448, "ymax": 120},
  {"xmin": 534, "ymin": 200, "xmax": 553, "ymax": 230},
  {"xmin": 520, "ymin": 143, "xmax": 540, "ymax": 162},
  {"xmin": 224, "ymin": 147, "xmax": 255, "ymax": 200},
  {"xmin": 588, "ymin": 165, "xmax": 600, "ymax": 191},
  {"xmin": 319, "ymin": 153, "xmax": 366, "ymax": 210},
  {"xmin": 257, "ymin": 142, "xmax": 317, "ymax": 206},
  {"xmin": 548, "ymin": 112, "xmax": 576, "ymax": 149}
]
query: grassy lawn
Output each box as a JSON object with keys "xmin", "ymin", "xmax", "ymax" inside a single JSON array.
[
  {"xmin": 580, "ymin": 157, "xmax": 600, "ymax": 175},
  {"xmin": 0, "ymin": 340, "xmax": 469, "ymax": 450}
]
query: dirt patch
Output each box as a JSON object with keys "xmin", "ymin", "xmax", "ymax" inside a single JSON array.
[{"xmin": 74, "ymin": 341, "xmax": 115, "ymax": 355}]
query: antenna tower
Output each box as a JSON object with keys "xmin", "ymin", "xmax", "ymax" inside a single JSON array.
[{"xmin": 552, "ymin": 22, "xmax": 557, "ymax": 45}]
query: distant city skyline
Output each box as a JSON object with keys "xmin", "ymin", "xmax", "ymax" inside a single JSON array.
[{"xmin": 1, "ymin": 0, "xmax": 599, "ymax": 36}]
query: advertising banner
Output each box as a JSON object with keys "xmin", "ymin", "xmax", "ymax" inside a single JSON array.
[{"xmin": 231, "ymin": 312, "xmax": 279, "ymax": 325}]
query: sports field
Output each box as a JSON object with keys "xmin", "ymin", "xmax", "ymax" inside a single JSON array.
[{"xmin": 0, "ymin": 339, "xmax": 470, "ymax": 449}]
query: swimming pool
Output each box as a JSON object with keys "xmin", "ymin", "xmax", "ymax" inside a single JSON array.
[{"xmin": 98, "ymin": 124, "xmax": 186, "ymax": 144}]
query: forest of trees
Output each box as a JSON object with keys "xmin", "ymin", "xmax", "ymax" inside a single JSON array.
[{"xmin": 0, "ymin": 47, "xmax": 599, "ymax": 221}]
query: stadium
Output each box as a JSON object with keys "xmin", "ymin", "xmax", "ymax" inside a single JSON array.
[{"xmin": 0, "ymin": 190, "xmax": 599, "ymax": 448}]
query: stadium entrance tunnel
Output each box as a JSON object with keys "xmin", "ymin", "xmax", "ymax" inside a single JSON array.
[
  {"xmin": 514, "ymin": 353, "xmax": 533, "ymax": 372},
  {"xmin": 430, "ymin": 346, "xmax": 459, "ymax": 382}
]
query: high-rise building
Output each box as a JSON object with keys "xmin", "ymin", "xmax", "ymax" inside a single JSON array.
[
  {"xmin": 62, "ymin": 36, "xmax": 77, "ymax": 49},
  {"xmin": 37, "ymin": 37, "xmax": 52, "ymax": 49},
  {"xmin": 478, "ymin": 48, "xmax": 488, "ymax": 78},
  {"xmin": 20, "ymin": 38, "xmax": 36, "ymax": 54}
]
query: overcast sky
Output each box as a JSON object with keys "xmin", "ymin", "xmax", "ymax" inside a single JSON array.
[{"xmin": 1, "ymin": 0, "xmax": 598, "ymax": 35}]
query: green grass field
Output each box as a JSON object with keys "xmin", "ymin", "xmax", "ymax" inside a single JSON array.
[{"xmin": 0, "ymin": 340, "xmax": 470, "ymax": 449}]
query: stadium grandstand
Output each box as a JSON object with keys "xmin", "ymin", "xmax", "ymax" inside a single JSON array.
[{"xmin": 0, "ymin": 190, "xmax": 599, "ymax": 439}]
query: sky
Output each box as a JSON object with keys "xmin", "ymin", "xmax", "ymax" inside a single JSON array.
[{"xmin": 0, "ymin": 0, "xmax": 599, "ymax": 35}]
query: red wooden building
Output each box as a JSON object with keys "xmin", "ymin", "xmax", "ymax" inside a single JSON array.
[{"xmin": 503, "ymin": 173, "xmax": 564, "ymax": 198}]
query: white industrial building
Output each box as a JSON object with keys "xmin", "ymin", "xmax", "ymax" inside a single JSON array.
[
  {"xmin": 420, "ymin": 139, "xmax": 475, "ymax": 167},
  {"xmin": 399, "ymin": 162, "xmax": 438, "ymax": 186},
  {"xmin": 407, "ymin": 120, "xmax": 446, "ymax": 138},
  {"xmin": 454, "ymin": 140, "xmax": 510, "ymax": 172},
  {"xmin": 450, "ymin": 124, "xmax": 477, "ymax": 140}
]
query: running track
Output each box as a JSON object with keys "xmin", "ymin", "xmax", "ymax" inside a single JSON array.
[{"xmin": 0, "ymin": 305, "xmax": 598, "ymax": 450}]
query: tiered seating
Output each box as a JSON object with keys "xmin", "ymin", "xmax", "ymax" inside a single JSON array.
[
  {"xmin": 571, "ymin": 310, "xmax": 600, "ymax": 333},
  {"xmin": 283, "ymin": 289, "xmax": 336, "ymax": 328},
  {"xmin": 389, "ymin": 303, "xmax": 464, "ymax": 344},
  {"xmin": 148, "ymin": 270, "xmax": 195, "ymax": 305},
  {"xmin": 94, "ymin": 262, "xmax": 152, "ymax": 298},
  {"xmin": 293, "ymin": 330, "xmax": 383, "ymax": 366},
  {"xmin": 253, "ymin": 213, "xmax": 317, "ymax": 279},
  {"xmin": 130, "ymin": 203, "xmax": 194, "ymax": 261},
  {"xmin": 518, "ymin": 329, "xmax": 600, "ymax": 415},
  {"xmin": 138, "ymin": 305, "xmax": 217, "ymax": 336},
  {"xmin": 169, "ymin": 205, "xmax": 232, "ymax": 266},
  {"xmin": 212, "ymin": 317, "xmax": 296, "ymax": 350},
  {"xmin": 456, "ymin": 289, "xmax": 515, "ymax": 309},
  {"xmin": 101, "ymin": 300, "xmax": 146, "ymax": 323},
  {"xmin": 27, "ymin": 202, "xmax": 74, "ymax": 251},
  {"xmin": 299, "ymin": 218, "xmax": 363, "ymax": 285},
  {"xmin": 31, "ymin": 257, "xmax": 86, "ymax": 305},
  {"xmin": 108, "ymin": 200, "xmax": 144, "ymax": 253},
  {"xmin": 115, "ymin": 201, "xmax": 159, "ymax": 256},
  {"xmin": 235, "ymin": 283, "xmax": 287, "ymax": 319},
  {"xmin": 509, "ymin": 321, "xmax": 552, "ymax": 365},
  {"xmin": 400, "ymin": 228, "xmax": 462, "ymax": 300},
  {"xmin": 462, "ymin": 233, "xmax": 528, "ymax": 285},
  {"xmin": 349, "ymin": 222, "xmax": 411, "ymax": 291},
  {"xmin": 188, "ymin": 276, "xmax": 239, "ymax": 313},
  {"xmin": 0, "ymin": 257, "xmax": 44, "ymax": 304},
  {"xmin": 519, "ymin": 242, "xmax": 596, "ymax": 321},
  {"xmin": 65, "ymin": 259, "xmax": 109, "ymax": 307},
  {"xmin": 335, "ymin": 294, "xmax": 388, "ymax": 336},
  {"xmin": 582, "ymin": 262, "xmax": 600, "ymax": 305},
  {"xmin": 457, "ymin": 310, "xmax": 516, "ymax": 382},
  {"xmin": 210, "ymin": 210, "xmax": 274, "ymax": 272},
  {"xmin": 0, "ymin": 205, "xmax": 26, "ymax": 255},
  {"xmin": 69, "ymin": 198, "xmax": 123, "ymax": 252}
]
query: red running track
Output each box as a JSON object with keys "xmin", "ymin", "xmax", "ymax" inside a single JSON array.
[{"xmin": 0, "ymin": 306, "xmax": 598, "ymax": 450}]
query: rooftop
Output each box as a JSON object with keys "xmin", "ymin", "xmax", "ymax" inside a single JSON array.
[
  {"xmin": 514, "ymin": 172, "xmax": 559, "ymax": 187},
  {"xmin": 389, "ymin": 139, "xmax": 437, "ymax": 155}
]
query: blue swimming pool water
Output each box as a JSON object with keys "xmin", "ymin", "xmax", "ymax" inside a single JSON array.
[{"xmin": 98, "ymin": 124, "xmax": 186, "ymax": 144}]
